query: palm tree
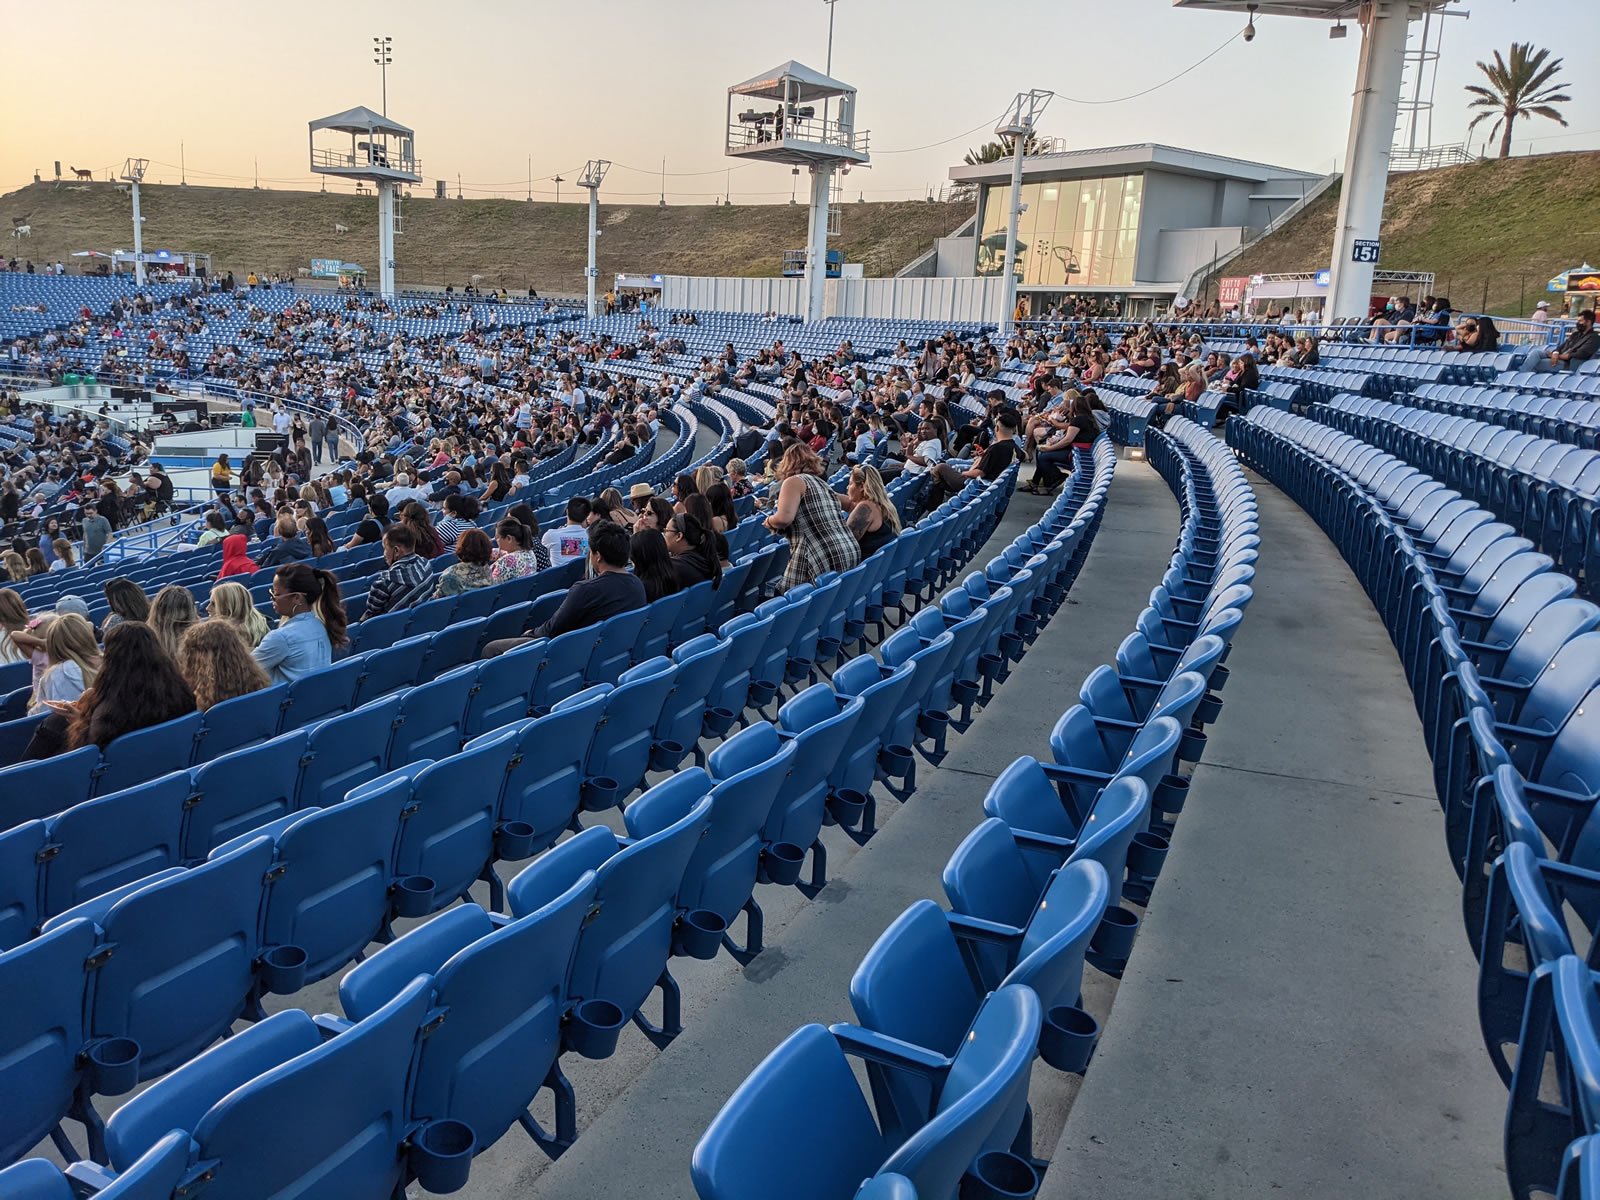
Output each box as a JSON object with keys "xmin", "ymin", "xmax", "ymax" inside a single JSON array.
[
  {"xmin": 962, "ymin": 133, "xmax": 1050, "ymax": 166},
  {"xmin": 1465, "ymin": 42, "xmax": 1570, "ymax": 159}
]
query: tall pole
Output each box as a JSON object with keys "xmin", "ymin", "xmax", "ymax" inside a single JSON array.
[
  {"xmin": 994, "ymin": 90, "xmax": 1051, "ymax": 337},
  {"xmin": 373, "ymin": 36, "xmax": 392, "ymax": 116},
  {"xmin": 997, "ymin": 135, "xmax": 1025, "ymax": 337},
  {"xmin": 378, "ymin": 181, "xmax": 397, "ymax": 299},
  {"xmin": 578, "ymin": 160, "xmax": 611, "ymax": 318},
  {"xmin": 130, "ymin": 179, "xmax": 145, "ymax": 286},
  {"xmin": 1326, "ymin": 1, "xmax": 1409, "ymax": 322},
  {"xmin": 805, "ymin": 165, "xmax": 832, "ymax": 322},
  {"xmin": 822, "ymin": 0, "xmax": 839, "ymax": 129}
]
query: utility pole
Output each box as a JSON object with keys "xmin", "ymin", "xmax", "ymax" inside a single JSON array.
[
  {"xmin": 553, "ymin": 175, "xmax": 564, "ymax": 205},
  {"xmin": 995, "ymin": 89, "xmax": 1052, "ymax": 336},
  {"xmin": 373, "ymin": 36, "xmax": 392, "ymax": 115},
  {"xmin": 577, "ymin": 160, "xmax": 611, "ymax": 318},
  {"xmin": 121, "ymin": 158, "xmax": 149, "ymax": 285}
]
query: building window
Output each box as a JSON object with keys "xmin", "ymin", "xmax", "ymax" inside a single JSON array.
[{"xmin": 976, "ymin": 174, "xmax": 1143, "ymax": 287}]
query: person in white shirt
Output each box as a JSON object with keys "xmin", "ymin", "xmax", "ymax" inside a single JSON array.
[
  {"xmin": 900, "ymin": 420, "xmax": 947, "ymax": 477},
  {"xmin": 1531, "ymin": 300, "xmax": 1552, "ymax": 324},
  {"xmin": 384, "ymin": 472, "xmax": 431, "ymax": 507},
  {"xmin": 543, "ymin": 497, "xmax": 592, "ymax": 566},
  {"xmin": 272, "ymin": 407, "xmax": 293, "ymax": 435}
]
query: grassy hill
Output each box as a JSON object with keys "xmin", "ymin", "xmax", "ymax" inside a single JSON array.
[
  {"xmin": 1220, "ymin": 151, "xmax": 1600, "ymax": 316},
  {"xmin": 1, "ymin": 181, "xmax": 968, "ymax": 294}
]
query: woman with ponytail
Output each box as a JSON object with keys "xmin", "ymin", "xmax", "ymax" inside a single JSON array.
[{"xmin": 253, "ymin": 562, "xmax": 349, "ymax": 685}]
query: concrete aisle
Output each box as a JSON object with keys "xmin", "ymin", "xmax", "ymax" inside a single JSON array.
[
  {"xmin": 1039, "ymin": 469, "xmax": 1505, "ymax": 1200},
  {"xmin": 508, "ymin": 461, "xmax": 1180, "ymax": 1200}
]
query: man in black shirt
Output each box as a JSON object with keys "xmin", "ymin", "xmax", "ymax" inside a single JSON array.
[
  {"xmin": 482, "ymin": 521, "xmax": 646, "ymax": 658},
  {"xmin": 927, "ymin": 411, "xmax": 1021, "ymax": 504}
]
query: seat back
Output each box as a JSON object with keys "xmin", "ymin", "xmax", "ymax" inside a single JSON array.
[
  {"xmin": 766, "ymin": 686, "xmax": 865, "ymax": 851},
  {"xmin": 42, "ymin": 773, "xmax": 189, "ymax": 922},
  {"xmin": 340, "ymin": 873, "xmax": 597, "ymax": 1147},
  {"xmin": 693, "ymin": 729, "xmax": 799, "ymax": 921},
  {"xmin": 585, "ymin": 657, "xmax": 679, "ymax": 801},
  {"xmin": 283, "ymin": 655, "xmax": 364, "ymax": 726},
  {"xmin": 190, "ymin": 978, "xmax": 431, "ymax": 1199},
  {"xmin": 389, "ymin": 664, "xmax": 478, "ymax": 767},
  {"xmin": 350, "ymin": 635, "xmax": 430, "ymax": 706},
  {"xmin": 0, "ymin": 747, "xmax": 102, "ymax": 828},
  {"xmin": 193, "ymin": 683, "xmax": 289, "ymax": 764},
  {"xmin": 0, "ymin": 919, "xmax": 96, "ymax": 1164},
  {"xmin": 462, "ymin": 639, "xmax": 544, "ymax": 740},
  {"xmin": 497, "ymin": 691, "xmax": 606, "ymax": 853},
  {"xmin": 396, "ymin": 724, "xmax": 520, "ymax": 909},
  {"xmin": 690, "ymin": 1024, "xmax": 888, "ymax": 1200},
  {"xmin": 588, "ymin": 608, "xmax": 651, "ymax": 685},
  {"xmin": 508, "ymin": 798, "xmax": 712, "ymax": 1019},
  {"xmin": 297, "ymin": 697, "xmax": 402, "ymax": 810},
  {"xmin": 260, "ymin": 783, "xmax": 410, "ymax": 983},
  {"xmin": 657, "ymin": 634, "xmax": 734, "ymax": 755},
  {"xmin": 80, "ymin": 838, "xmax": 274, "ymax": 1075},
  {"xmin": 879, "ymin": 986, "xmax": 1041, "ymax": 1194},
  {"xmin": 187, "ymin": 730, "xmax": 308, "ymax": 860}
]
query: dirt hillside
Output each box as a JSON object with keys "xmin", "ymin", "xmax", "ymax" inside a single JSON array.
[{"xmin": 2, "ymin": 180, "xmax": 967, "ymax": 295}]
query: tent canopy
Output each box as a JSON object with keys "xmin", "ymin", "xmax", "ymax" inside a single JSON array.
[
  {"xmin": 729, "ymin": 60, "xmax": 853, "ymax": 103},
  {"xmin": 309, "ymin": 105, "xmax": 413, "ymax": 137}
]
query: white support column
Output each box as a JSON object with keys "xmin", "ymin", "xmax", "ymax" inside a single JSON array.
[
  {"xmin": 586, "ymin": 188, "xmax": 600, "ymax": 318},
  {"xmin": 1326, "ymin": 0, "xmax": 1410, "ymax": 322},
  {"xmin": 377, "ymin": 181, "xmax": 397, "ymax": 299},
  {"xmin": 130, "ymin": 181, "xmax": 145, "ymax": 286},
  {"xmin": 997, "ymin": 137, "xmax": 1026, "ymax": 337},
  {"xmin": 804, "ymin": 165, "xmax": 833, "ymax": 323}
]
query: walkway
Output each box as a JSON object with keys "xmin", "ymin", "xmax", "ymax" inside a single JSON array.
[
  {"xmin": 498, "ymin": 463, "xmax": 1182, "ymax": 1200},
  {"xmin": 1038, "ymin": 468, "xmax": 1504, "ymax": 1200}
]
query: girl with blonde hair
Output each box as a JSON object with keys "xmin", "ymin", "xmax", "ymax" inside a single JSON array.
[
  {"xmin": 3, "ymin": 551, "xmax": 28, "ymax": 582},
  {"xmin": 30, "ymin": 612, "xmax": 101, "ymax": 712},
  {"xmin": 178, "ymin": 620, "xmax": 270, "ymax": 711},
  {"xmin": 208, "ymin": 581, "xmax": 272, "ymax": 647}
]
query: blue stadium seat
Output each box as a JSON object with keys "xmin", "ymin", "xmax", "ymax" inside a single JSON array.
[
  {"xmin": 564, "ymin": 657, "xmax": 679, "ymax": 805},
  {"xmin": 297, "ymin": 698, "xmax": 402, "ymax": 811},
  {"xmin": 388, "ymin": 663, "xmax": 477, "ymax": 766},
  {"xmin": 283, "ymin": 655, "xmax": 365, "ymax": 726},
  {"xmin": 461, "ymin": 639, "xmax": 543, "ymax": 740},
  {"xmin": 41, "ymin": 838, "xmax": 276, "ymax": 1079},
  {"xmin": 493, "ymin": 691, "xmax": 607, "ymax": 858},
  {"xmin": 764, "ymin": 684, "xmax": 865, "ymax": 893},
  {"xmin": 0, "ymin": 1130, "xmax": 190, "ymax": 1200},
  {"xmin": 101, "ymin": 977, "xmax": 434, "ymax": 1200},
  {"xmin": 191, "ymin": 682, "xmax": 289, "ymax": 764},
  {"xmin": 690, "ymin": 987, "xmax": 1042, "ymax": 1200},
  {"xmin": 507, "ymin": 791, "xmax": 712, "ymax": 1050},
  {"xmin": 185, "ymin": 729, "xmax": 308, "ymax": 860},
  {"xmin": 350, "ymin": 634, "xmax": 430, "ymax": 704},
  {"xmin": 0, "ymin": 747, "xmax": 102, "ymax": 829},
  {"xmin": 337, "ymin": 873, "xmax": 597, "ymax": 1160},
  {"xmin": 91, "ymin": 713, "xmax": 202, "ymax": 798},
  {"xmin": 40, "ymin": 773, "xmax": 188, "ymax": 925}
]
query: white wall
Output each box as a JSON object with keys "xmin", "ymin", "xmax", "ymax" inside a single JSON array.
[
  {"xmin": 657, "ymin": 274, "xmax": 1008, "ymax": 324},
  {"xmin": 658, "ymin": 275, "xmax": 807, "ymax": 315},
  {"xmin": 935, "ymin": 236, "xmax": 975, "ymax": 278},
  {"xmin": 1153, "ymin": 226, "xmax": 1247, "ymax": 289}
]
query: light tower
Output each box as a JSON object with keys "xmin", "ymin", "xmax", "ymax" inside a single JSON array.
[
  {"xmin": 119, "ymin": 158, "xmax": 150, "ymax": 285},
  {"xmin": 993, "ymin": 90, "xmax": 1052, "ymax": 337},
  {"xmin": 1173, "ymin": 0, "xmax": 1456, "ymax": 321},
  {"xmin": 308, "ymin": 106, "xmax": 422, "ymax": 299},
  {"xmin": 726, "ymin": 60, "xmax": 869, "ymax": 322},
  {"xmin": 577, "ymin": 160, "xmax": 612, "ymax": 318}
]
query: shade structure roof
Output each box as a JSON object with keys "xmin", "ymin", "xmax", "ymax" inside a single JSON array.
[
  {"xmin": 309, "ymin": 105, "xmax": 414, "ymax": 137},
  {"xmin": 729, "ymin": 60, "xmax": 854, "ymax": 102},
  {"xmin": 1172, "ymin": 0, "xmax": 1453, "ymax": 17}
]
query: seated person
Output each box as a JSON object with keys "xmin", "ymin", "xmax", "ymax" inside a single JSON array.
[{"xmin": 481, "ymin": 521, "xmax": 644, "ymax": 657}]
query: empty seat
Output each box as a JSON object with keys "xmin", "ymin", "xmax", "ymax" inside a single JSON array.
[{"xmin": 690, "ymin": 987, "xmax": 1042, "ymax": 1200}]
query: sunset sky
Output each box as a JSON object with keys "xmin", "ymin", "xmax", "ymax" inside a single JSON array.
[{"xmin": 2, "ymin": 0, "xmax": 1594, "ymax": 204}]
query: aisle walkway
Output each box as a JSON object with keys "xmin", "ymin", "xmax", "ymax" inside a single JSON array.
[
  {"xmin": 1039, "ymin": 469, "xmax": 1504, "ymax": 1200},
  {"xmin": 511, "ymin": 463, "xmax": 1180, "ymax": 1200}
]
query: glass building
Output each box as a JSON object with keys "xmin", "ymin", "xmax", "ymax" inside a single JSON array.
[
  {"xmin": 945, "ymin": 144, "xmax": 1320, "ymax": 311},
  {"xmin": 975, "ymin": 175, "xmax": 1144, "ymax": 288}
]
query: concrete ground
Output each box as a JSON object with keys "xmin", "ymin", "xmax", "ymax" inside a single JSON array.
[
  {"xmin": 491, "ymin": 460, "xmax": 1182, "ymax": 1200},
  {"xmin": 1037, "ymin": 466, "xmax": 1506, "ymax": 1200}
]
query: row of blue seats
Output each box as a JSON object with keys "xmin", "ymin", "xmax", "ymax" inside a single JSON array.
[
  {"xmin": 1227, "ymin": 407, "xmax": 1600, "ymax": 1199},
  {"xmin": 691, "ymin": 423, "xmax": 1260, "ymax": 1198},
  {"xmin": 0, "ymin": 465, "xmax": 1054, "ymax": 1194},
  {"xmin": 1408, "ymin": 382, "xmax": 1600, "ymax": 449},
  {"xmin": 1308, "ymin": 394, "xmax": 1600, "ymax": 596}
]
